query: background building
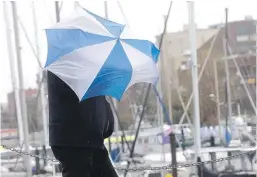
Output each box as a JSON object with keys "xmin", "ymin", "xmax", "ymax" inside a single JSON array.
[{"xmin": 157, "ymin": 16, "xmax": 257, "ymax": 125}]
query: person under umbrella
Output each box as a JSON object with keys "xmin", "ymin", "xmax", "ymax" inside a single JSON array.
[
  {"xmin": 48, "ymin": 72, "xmax": 117, "ymax": 177},
  {"xmin": 45, "ymin": 7, "xmax": 160, "ymax": 177}
]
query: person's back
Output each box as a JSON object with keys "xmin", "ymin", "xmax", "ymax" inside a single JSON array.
[
  {"xmin": 47, "ymin": 71, "xmax": 118, "ymax": 177},
  {"xmin": 48, "ymin": 71, "xmax": 111, "ymax": 148}
]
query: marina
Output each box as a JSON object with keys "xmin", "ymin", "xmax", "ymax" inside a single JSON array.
[{"xmin": 1, "ymin": 1, "xmax": 257, "ymax": 177}]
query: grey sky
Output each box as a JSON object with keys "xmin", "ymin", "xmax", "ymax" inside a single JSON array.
[{"xmin": 1, "ymin": 0, "xmax": 257, "ymax": 103}]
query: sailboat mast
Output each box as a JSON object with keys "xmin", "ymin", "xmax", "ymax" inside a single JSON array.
[
  {"xmin": 11, "ymin": 1, "xmax": 32, "ymax": 176},
  {"xmin": 3, "ymin": 1, "xmax": 24, "ymax": 147},
  {"xmin": 32, "ymin": 2, "xmax": 49, "ymax": 146},
  {"xmin": 103, "ymin": 1, "xmax": 113, "ymax": 152},
  {"xmin": 255, "ymin": 17, "xmax": 257, "ymax": 177},
  {"xmin": 188, "ymin": 0, "xmax": 201, "ymax": 167},
  {"xmin": 104, "ymin": 1, "xmax": 108, "ymax": 19},
  {"xmin": 224, "ymin": 8, "xmax": 232, "ymax": 140},
  {"xmin": 157, "ymin": 42, "xmax": 165, "ymax": 163},
  {"xmin": 213, "ymin": 61, "xmax": 222, "ymax": 142},
  {"xmin": 74, "ymin": 1, "xmax": 79, "ymax": 10},
  {"xmin": 0, "ymin": 100, "xmax": 2, "ymax": 128},
  {"xmin": 55, "ymin": 2, "xmax": 60, "ymax": 23},
  {"xmin": 157, "ymin": 14, "xmax": 168, "ymax": 163},
  {"xmin": 104, "ymin": 1, "xmax": 119, "ymax": 133}
]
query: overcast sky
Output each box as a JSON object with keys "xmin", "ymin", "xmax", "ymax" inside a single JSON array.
[{"xmin": 0, "ymin": 0, "xmax": 257, "ymax": 103}]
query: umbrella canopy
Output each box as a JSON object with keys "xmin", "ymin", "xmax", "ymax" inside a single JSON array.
[{"xmin": 44, "ymin": 8, "xmax": 160, "ymax": 101}]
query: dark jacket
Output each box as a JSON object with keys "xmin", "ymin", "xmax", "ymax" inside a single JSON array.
[{"xmin": 47, "ymin": 71, "xmax": 114, "ymax": 148}]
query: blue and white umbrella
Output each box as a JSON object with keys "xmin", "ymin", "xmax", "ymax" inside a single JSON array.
[{"xmin": 44, "ymin": 8, "xmax": 160, "ymax": 101}]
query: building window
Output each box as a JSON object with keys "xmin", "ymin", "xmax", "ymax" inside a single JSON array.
[
  {"xmin": 250, "ymin": 34, "xmax": 257, "ymax": 41},
  {"xmin": 236, "ymin": 23, "xmax": 255, "ymax": 36},
  {"xmin": 237, "ymin": 34, "xmax": 256, "ymax": 42},
  {"xmin": 237, "ymin": 35, "xmax": 250, "ymax": 42},
  {"xmin": 144, "ymin": 138, "xmax": 148, "ymax": 143}
]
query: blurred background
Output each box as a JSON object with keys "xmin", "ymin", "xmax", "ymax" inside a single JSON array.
[{"xmin": 1, "ymin": 1, "xmax": 257, "ymax": 177}]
